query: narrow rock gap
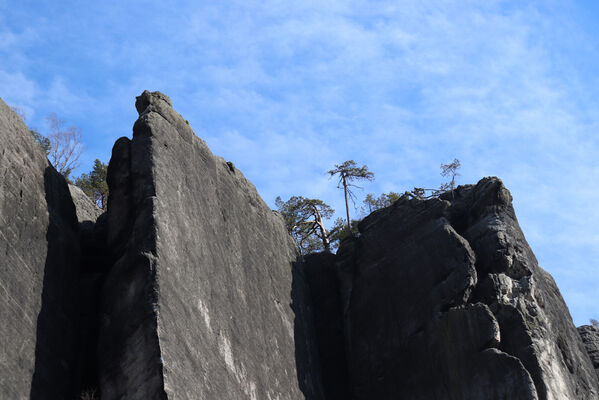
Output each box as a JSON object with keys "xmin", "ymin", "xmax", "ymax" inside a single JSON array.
[{"xmin": 75, "ymin": 215, "xmax": 109, "ymax": 399}]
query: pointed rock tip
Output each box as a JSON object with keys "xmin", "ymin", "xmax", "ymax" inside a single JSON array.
[
  {"xmin": 135, "ymin": 90, "xmax": 173, "ymax": 115},
  {"xmin": 474, "ymin": 176, "xmax": 512, "ymax": 207}
]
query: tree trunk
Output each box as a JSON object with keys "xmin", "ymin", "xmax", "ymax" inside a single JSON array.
[
  {"xmin": 313, "ymin": 205, "xmax": 331, "ymax": 253},
  {"xmin": 322, "ymin": 229, "xmax": 331, "ymax": 253},
  {"xmin": 451, "ymin": 175, "xmax": 455, "ymax": 199},
  {"xmin": 343, "ymin": 176, "xmax": 351, "ymax": 234}
]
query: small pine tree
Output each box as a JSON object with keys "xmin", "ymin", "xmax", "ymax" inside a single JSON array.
[
  {"xmin": 75, "ymin": 159, "xmax": 109, "ymax": 210},
  {"xmin": 440, "ymin": 158, "xmax": 461, "ymax": 198},
  {"xmin": 30, "ymin": 129, "xmax": 51, "ymax": 155},
  {"xmin": 328, "ymin": 160, "xmax": 374, "ymax": 233},
  {"xmin": 276, "ymin": 196, "xmax": 336, "ymax": 254},
  {"xmin": 362, "ymin": 192, "xmax": 400, "ymax": 213}
]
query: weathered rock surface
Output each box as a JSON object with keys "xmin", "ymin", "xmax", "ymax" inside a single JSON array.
[
  {"xmin": 579, "ymin": 325, "xmax": 599, "ymax": 380},
  {"xmin": 2, "ymin": 90, "xmax": 597, "ymax": 400},
  {"xmin": 68, "ymin": 183, "xmax": 102, "ymax": 222},
  {"xmin": 0, "ymin": 99, "xmax": 81, "ymax": 399},
  {"xmin": 98, "ymin": 91, "xmax": 317, "ymax": 399},
  {"xmin": 310, "ymin": 177, "xmax": 599, "ymax": 400}
]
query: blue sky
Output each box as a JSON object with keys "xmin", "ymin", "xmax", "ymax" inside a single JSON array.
[{"xmin": 1, "ymin": 1, "xmax": 597, "ymax": 326}]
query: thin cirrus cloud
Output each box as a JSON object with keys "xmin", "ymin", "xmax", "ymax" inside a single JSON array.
[{"xmin": 0, "ymin": 1, "xmax": 597, "ymax": 325}]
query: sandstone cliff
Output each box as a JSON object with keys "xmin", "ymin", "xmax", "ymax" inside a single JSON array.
[
  {"xmin": 0, "ymin": 92, "xmax": 597, "ymax": 400},
  {"xmin": 98, "ymin": 91, "xmax": 317, "ymax": 399},
  {"xmin": 0, "ymin": 99, "xmax": 82, "ymax": 399},
  {"xmin": 304, "ymin": 178, "xmax": 599, "ymax": 399},
  {"xmin": 579, "ymin": 325, "xmax": 599, "ymax": 381}
]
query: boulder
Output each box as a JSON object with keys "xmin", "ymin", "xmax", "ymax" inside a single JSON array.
[
  {"xmin": 0, "ymin": 99, "xmax": 81, "ymax": 399},
  {"xmin": 98, "ymin": 91, "xmax": 317, "ymax": 399}
]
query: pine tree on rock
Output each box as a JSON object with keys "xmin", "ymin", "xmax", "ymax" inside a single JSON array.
[
  {"xmin": 75, "ymin": 159, "xmax": 109, "ymax": 210},
  {"xmin": 275, "ymin": 196, "xmax": 337, "ymax": 254},
  {"xmin": 328, "ymin": 160, "xmax": 374, "ymax": 233}
]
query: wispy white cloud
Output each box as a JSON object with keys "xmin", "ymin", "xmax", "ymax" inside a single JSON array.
[{"xmin": 0, "ymin": 0, "xmax": 597, "ymax": 324}]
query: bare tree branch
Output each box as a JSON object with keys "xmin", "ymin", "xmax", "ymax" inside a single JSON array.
[{"xmin": 46, "ymin": 113, "xmax": 84, "ymax": 178}]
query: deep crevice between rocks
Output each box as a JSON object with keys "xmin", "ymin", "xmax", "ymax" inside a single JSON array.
[{"xmin": 75, "ymin": 214, "xmax": 109, "ymax": 399}]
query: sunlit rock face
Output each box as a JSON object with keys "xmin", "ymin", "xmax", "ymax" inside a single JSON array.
[
  {"xmin": 304, "ymin": 177, "xmax": 599, "ymax": 400},
  {"xmin": 68, "ymin": 184, "xmax": 102, "ymax": 223},
  {"xmin": 98, "ymin": 91, "xmax": 318, "ymax": 400}
]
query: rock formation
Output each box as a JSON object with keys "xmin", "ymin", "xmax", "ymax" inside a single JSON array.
[
  {"xmin": 579, "ymin": 325, "xmax": 599, "ymax": 380},
  {"xmin": 68, "ymin": 184, "xmax": 102, "ymax": 223},
  {"xmin": 97, "ymin": 91, "xmax": 316, "ymax": 399},
  {"xmin": 0, "ymin": 92, "xmax": 597, "ymax": 399},
  {"xmin": 304, "ymin": 178, "xmax": 599, "ymax": 399},
  {"xmin": 0, "ymin": 99, "xmax": 82, "ymax": 399}
]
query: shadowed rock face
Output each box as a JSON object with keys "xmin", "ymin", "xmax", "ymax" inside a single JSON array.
[
  {"xmin": 319, "ymin": 177, "xmax": 599, "ymax": 400},
  {"xmin": 579, "ymin": 325, "xmax": 599, "ymax": 380},
  {"xmin": 98, "ymin": 91, "xmax": 314, "ymax": 399},
  {"xmin": 301, "ymin": 252, "xmax": 350, "ymax": 400},
  {"xmin": 0, "ymin": 99, "xmax": 81, "ymax": 399}
]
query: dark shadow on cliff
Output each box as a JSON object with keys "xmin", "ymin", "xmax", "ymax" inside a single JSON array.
[
  {"xmin": 76, "ymin": 214, "xmax": 108, "ymax": 397},
  {"xmin": 30, "ymin": 167, "xmax": 80, "ymax": 399},
  {"xmin": 291, "ymin": 257, "xmax": 326, "ymax": 400},
  {"xmin": 301, "ymin": 252, "xmax": 351, "ymax": 400}
]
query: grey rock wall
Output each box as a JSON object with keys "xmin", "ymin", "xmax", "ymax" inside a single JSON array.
[
  {"xmin": 327, "ymin": 177, "xmax": 599, "ymax": 400},
  {"xmin": 68, "ymin": 184, "xmax": 102, "ymax": 223},
  {"xmin": 1, "ymin": 90, "xmax": 596, "ymax": 400},
  {"xmin": 0, "ymin": 99, "xmax": 81, "ymax": 399},
  {"xmin": 98, "ymin": 91, "xmax": 314, "ymax": 399},
  {"xmin": 579, "ymin": 325, "xmax": 599, "ymax": 381}
]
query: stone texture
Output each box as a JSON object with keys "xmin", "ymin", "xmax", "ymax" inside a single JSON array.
[
  {"xmin": 0, "ymin": 98, "xmax": 81, "ymax": 399},
  {"xmin": 68, "ymin": 184, "xmax": 102, "ymax": 223},
  {"xmin": 579, "ymin": 325, "xmax": 599, "ymax": 380},
  {"xmin": 328, "ymin": 177, "xmax": 599, "ymax": 400},
  {"xmin": 2, "ymin": 90, "xmax": 596, "ymax": 399},
  {"xmin": 98, "ymin": 91, "xmax": 315, "ymax": 399}
]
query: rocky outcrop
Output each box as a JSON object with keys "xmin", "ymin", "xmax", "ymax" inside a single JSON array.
[
  {"xmin": 312, "ymin": 178, "xmax": 599, "ymax": 400},
  {"xmin": 0, "ymin": 99, "xmax": 81, "ymax": 399},
  {"xmin": 1, "ymin": 91, "xmax": 597, "ymax": 399},
  {"xmin": 68, "ymin": 184, "xmax": 102, "ymax": 222},
  {"xmin": 98, "ymin": 91, "xmax": 316, "ymax": 399},
  {"xmin": 579, "ymin": 325, "xmax": 599, "ymax": 380}
]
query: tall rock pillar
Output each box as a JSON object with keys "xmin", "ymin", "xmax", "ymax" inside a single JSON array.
[{"xmin": 99, "ymin": 91, "xmax": 318, "ymax": 399}]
